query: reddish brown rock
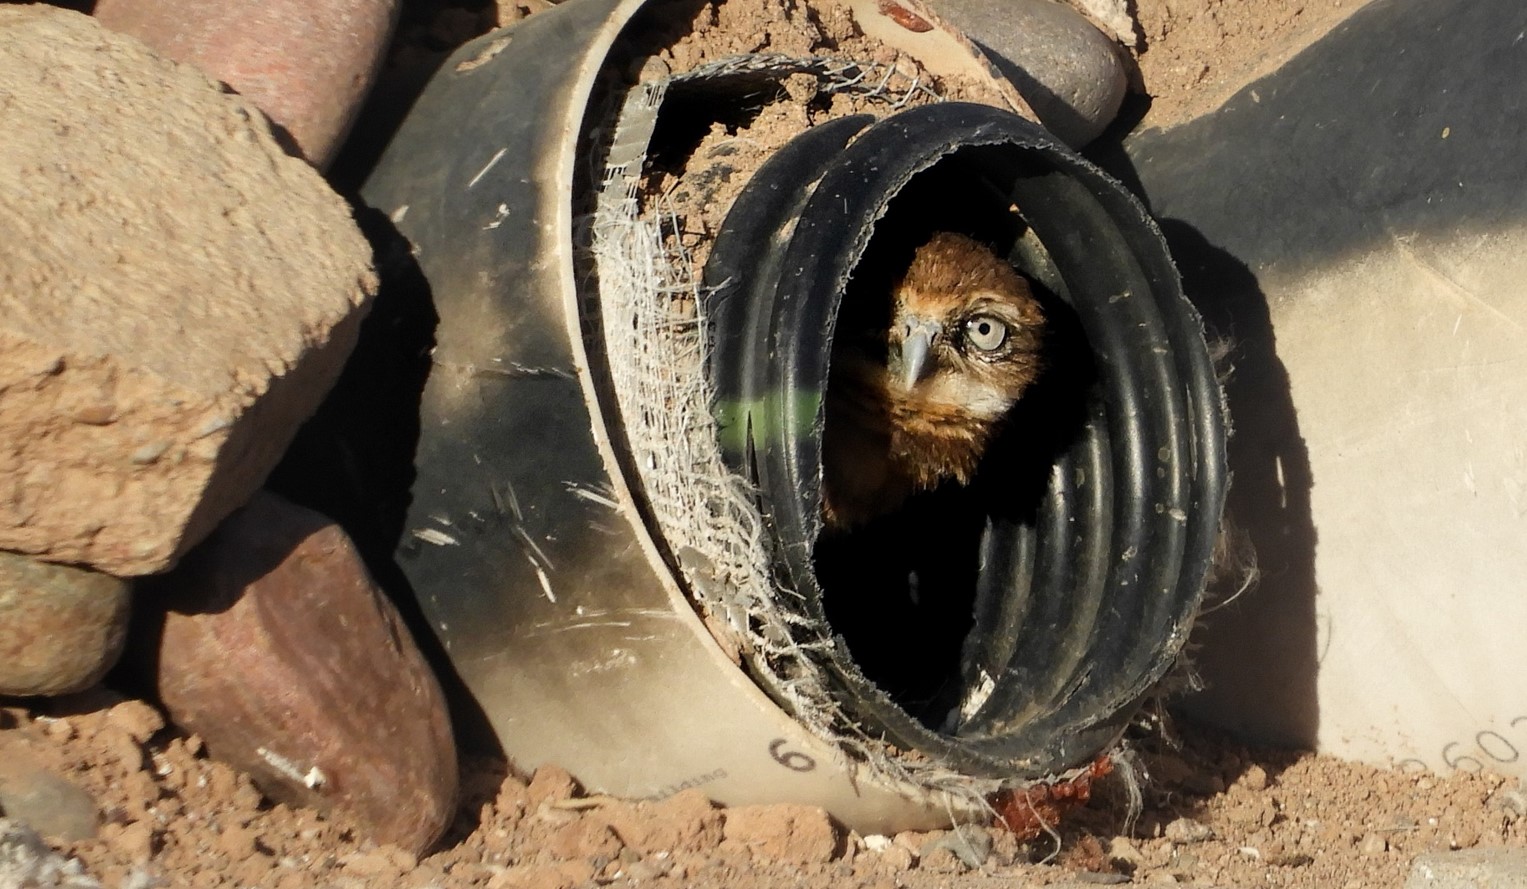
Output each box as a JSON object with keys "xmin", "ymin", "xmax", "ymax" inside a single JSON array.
[
  {"xmin": 721, "ymin": 803, "xmax": 842, "ymax": 864},
  {"xmin": 0, "ymin": 7, "xmax": 376, "ymax": 576},
  {"xmin": 93, "ymin": 0, "xmax": 399, "ymax": 167},
  {"xmin": 146, "ymin": 491, "xmax": 457, "ymax": 854},
  {"xmin": 0, "ymin": 550, "xmax": 130, "ymax": 697}
]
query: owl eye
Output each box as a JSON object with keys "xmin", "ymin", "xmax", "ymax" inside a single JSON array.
[{"xmin": 964, "ymin": 315, "xmax": 1008, "ymax": 352}]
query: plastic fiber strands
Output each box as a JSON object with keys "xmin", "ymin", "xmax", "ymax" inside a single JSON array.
[{"xmin": 357, "ymin": 0, "xmax": 1227, "ymax": 834}]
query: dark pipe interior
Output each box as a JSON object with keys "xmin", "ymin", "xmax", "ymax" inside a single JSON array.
[
  {"xmin": 813, "ymin": 153, "xmax": 1097, "ymax": 734},
  {"xmin": 699, "ymin": 97, "xmax": 1224, "ymax": 778}
]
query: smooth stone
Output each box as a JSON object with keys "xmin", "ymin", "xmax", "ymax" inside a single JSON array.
[
  {"xmin": 93, "ymin": 0, "xmax": 400, "ymax": 168},
  {"xmin": 0, "ymin": 551, "xmax": 130, "ymax": 697},
  {"xmin": 144, "ymin": 491, "xmax": 458, "ymax": 854},
  {"xmin": 931, "ymin": 0, "xmax": 1128, "ymax": 146}
]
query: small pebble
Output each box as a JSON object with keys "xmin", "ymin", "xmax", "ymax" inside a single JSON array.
[
  {"xmin": 0, "ymin": 551, "xmax": 132, "ymax": 696},
  {"xmin": 1360, "ymin": 833, "xmax": 1388, "ymax": 856},
  {"xmin": 927, "ymin": 0, "xmax": 1127, "ymax": 145},
  {"xmin": 1266, "ymin": 848, "xmax": 1314, "ymax": 867},
  {"xmin": 1108, "ymin": 836, "xmax": 1144, "ymax": 867},
  {"xmin": 920, "ymin": 826, "xmax": 991, "ymax": 869},
  {"xmin": 1163, "ymin": 817, "xmax": 1214, "ymax": 845},
  {"xmin": 340, "ymin": 850, "xmax": 401, "ymax": 876},
  {"xmin": 1241, "ymin": 764, "xmax": 1270, "ymax": 791}
]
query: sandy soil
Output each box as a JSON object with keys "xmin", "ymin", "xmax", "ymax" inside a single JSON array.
[
  {"xmin": 11, "ymin": 2, "xmax": 1524, "ymax": 889},
  {"xmin": 1131, "ymin": 0, "xmax": 1368, "ymax": 128}
]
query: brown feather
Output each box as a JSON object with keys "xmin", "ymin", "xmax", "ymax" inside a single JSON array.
[{"xmin": 822, "ymin": 232, "xmax": 1045, "ymax": 528}]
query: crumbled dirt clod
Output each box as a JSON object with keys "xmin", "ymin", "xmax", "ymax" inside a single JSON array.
[
  {"xmin": 630, "ymin": 0, "xmax": 1017, "ymax": 276},
  {"xmin": 723, "ymin": 804, "xmax": 841, "ymax": 863}
]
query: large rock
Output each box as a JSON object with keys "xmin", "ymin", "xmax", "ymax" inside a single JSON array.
[
  {"xmin": 0, "ymin": 551, "xmax": 131, "ymax": 696},
  {"xmin": 0, "ymin": 6, "xmax": 376, "ymax": 576},
  {"xmin": 93, "ymin": 0, "xmax": 400, "ymax": 168},
  {"xmin": 146, "ymin": 491, "xmax": 458, "ymax": 854}
]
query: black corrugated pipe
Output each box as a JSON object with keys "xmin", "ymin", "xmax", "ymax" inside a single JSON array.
[{"xmin": 704, "ymin": 101, "xmax": 1227, "ymax": 779}]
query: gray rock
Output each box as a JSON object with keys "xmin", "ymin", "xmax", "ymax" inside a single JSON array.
[
  {"xmin": 920, "ymin": 825, "xmax": 993, "ymax": 869},
  {"xmin": 1407, "ymin": 848, "xmax": 1527, "ymax": 888},
  {"xmin": 0, "ymin": 818, "xmax": 101, "ymax": 887},
  {"xmin": 0, "ymin": 762, "xmax": 100, "ymax": 843},
  {"xmin": 0, "ymin": 550, "xmax": 130, "ymax": 697},
  {"xmin": 931, "ymin": 0, "xmax": 1127, "ymax": 146}
]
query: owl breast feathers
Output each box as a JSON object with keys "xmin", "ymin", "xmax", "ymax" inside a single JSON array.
[{"xmin": 822, "ymin": 231, "xmax": 1045, "ymax": 529}]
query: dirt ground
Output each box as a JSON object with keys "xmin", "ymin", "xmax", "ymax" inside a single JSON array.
[
  {"xmin": 5, "ymin": 690, "xmax": 1524, "ymax": 889},
  {"xmin": 1131, "ymin": 0, "xmax": 1365, "ymax": 128},
  {"xmin": 11, "ymin": 1, "xmax": 1526, "ymax": 888}
]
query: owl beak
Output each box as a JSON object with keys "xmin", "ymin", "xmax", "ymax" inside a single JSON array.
[{"xmin": 899, "ymin": 317, "xmax": 942, "ymax": 389}]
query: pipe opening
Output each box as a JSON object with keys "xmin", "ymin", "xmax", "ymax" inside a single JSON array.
[
  {"xmin": 813, "ymin": 148, "xmax": 1100, "ymax": 737},
  {"xmin": 702, "ymin": 102, "xmax": 1225, "ymax": 778}
]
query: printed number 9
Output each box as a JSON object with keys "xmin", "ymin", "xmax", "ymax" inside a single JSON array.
[{"xmin": 768, "ymin": 739, "xmax": 816, "ymax": 772}]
